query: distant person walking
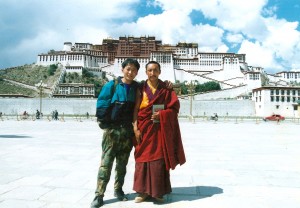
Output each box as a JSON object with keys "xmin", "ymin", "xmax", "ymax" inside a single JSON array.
[
  {"xmin": 54, "ymin": 110, "xmax": 58, "ymax": 120},
  {"xmin": 36, "ymin": 110, "xmax": 40, "ymax": 119}
]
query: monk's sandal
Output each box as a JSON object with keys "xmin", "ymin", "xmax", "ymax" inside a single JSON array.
[{"xmin": 135, "ymin": 193, "xmax": 149, "ymax": 203}]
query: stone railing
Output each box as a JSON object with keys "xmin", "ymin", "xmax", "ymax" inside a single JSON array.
[{"xmin": 49, "ymin": 66, "xmax": 66, "ymax": 97}]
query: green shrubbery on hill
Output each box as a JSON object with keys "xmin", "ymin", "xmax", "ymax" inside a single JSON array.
[
  {"xmin": 48, "ymin": 64, "xmax": 58, "ymax": 76},
  {"xmin": 0, "ymin": 64, "xmax": 62, "ymax": 97},
  {"xmin": 63, "ymin": 69, "xmax": 108, "ymax": 97},
  {"xmin": 0, "ymin": 64, "xmax": 61, "ymax": 86},
  {"xmin": 179, "ymin": 81, "xmax": 221, "ymax": 95},
  {"xmin": 0, "ymin": 64, "xmax": 108, "ymax": 98}
]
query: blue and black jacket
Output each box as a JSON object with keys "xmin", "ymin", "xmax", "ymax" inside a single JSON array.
[{"xmin": 96, "ymin": 76, "xmax": 138, "ymax": 127}]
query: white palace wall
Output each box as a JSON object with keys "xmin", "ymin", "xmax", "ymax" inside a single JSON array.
[
  {"xmin": 0, "ymin": 98, "xmax": 96, "ymax": 116},
  {"xmin": 179, "ymin": 99, "xmax": 255, "ymax": 117},
  {"xmin": 0, "ymin": 98, "xmax": 255, "ymax": 117}
]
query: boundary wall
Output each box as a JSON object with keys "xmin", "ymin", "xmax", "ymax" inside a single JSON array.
[
  {"xmin": 0, "ymin": 98, "xmax": 255, "ymax": 117},
  {"xmin": 179, "ymin": 99, "xmax": 255, "ymax": 117}
]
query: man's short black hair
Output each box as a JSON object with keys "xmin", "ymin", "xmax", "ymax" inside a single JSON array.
[
  {"xmin": 122, "ymin": 58, "xmax": 140, "ymax": 71},
  {"xmin": 146, "ymin": 61, "xmax": 161, "ymax": 71}
]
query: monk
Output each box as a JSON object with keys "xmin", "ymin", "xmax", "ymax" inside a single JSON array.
[{"xmin": 132, "ymin": 60, "xmax": 186, "ymax": 203}]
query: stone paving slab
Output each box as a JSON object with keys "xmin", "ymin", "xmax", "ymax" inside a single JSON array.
[{"xmin": 0, "ymin": 119, "xmax": 299, "ymax": 208}]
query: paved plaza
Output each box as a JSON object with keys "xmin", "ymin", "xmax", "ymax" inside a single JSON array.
[{"xmin": 0, "ymin": 118, "xmax": 299, "ymax": 208}]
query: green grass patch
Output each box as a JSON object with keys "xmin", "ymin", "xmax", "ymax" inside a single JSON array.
[
  {"xmin": 0, "ymin": 64, "xmax": 61, "ymax": 86},
  {"xmin": 0, "ymin": 80, "xmax": 37, "ymax": 97}
]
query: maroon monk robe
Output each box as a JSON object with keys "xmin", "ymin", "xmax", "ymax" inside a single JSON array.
[
  {"xmin": 134, "ymin": 80, "xmax": 186, "ymax": 170},
  {"xmin": 160, "ymin": 92, "xmax": 186, "ymax": 170}
]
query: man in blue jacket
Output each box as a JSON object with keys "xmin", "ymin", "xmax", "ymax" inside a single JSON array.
[{"xmin": 91, "ymin": 58, "xmax": 140, "ymax": 208}]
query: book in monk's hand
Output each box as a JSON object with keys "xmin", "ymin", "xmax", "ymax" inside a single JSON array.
[{"xmin": 152, "ymin": 104, "xmax": 164, "ymax": 123}]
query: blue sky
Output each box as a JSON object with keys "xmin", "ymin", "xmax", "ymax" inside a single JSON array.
[{"xmin": 0, "ymin": 0, "xmax": 299, "ymax": 74}]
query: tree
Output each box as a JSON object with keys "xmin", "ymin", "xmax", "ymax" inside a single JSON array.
[
  {"xmin": 197, "ymin": 81, "xmax": 221, "ymax": 93},
  {"xmin": 82, "ymin": 68, "xmax": 93, "ymax": 79},
  {"xmin": 179, "ymin": 80, "xmax": 221, "ymax": 95},
  {"xmin": 48, "ymin": 64, "xmax": 57, "ymax": 76}
]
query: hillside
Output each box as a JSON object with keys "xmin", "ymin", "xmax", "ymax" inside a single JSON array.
[
  {"xmin": 0, "ymin": 79, "xmax": 38, "ymax": 97},
  {"xmin": 0, "ymin": 64, "xmax": 62, "ymax": 97},
  {"xmin": 0, "ymin": 64, "xmax": 221, "ymax": 98},
  {"xmin": 0, "ymin": 64, "xmax": 108, "ymax": 98}
]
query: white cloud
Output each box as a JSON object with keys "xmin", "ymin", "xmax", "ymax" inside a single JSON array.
[
  {"xmin": 263, "ymin": 17, "xmax": 300, "ymax": 60},
  {"xmin": 3, "ymin": 29, "xmax": 62, "ymax": 67},
  {"xmin": 238, "ymin": 16, "xmax": 300, "ymax": 72},
  {"xmin": 114, "ymin": 9, "xmax": 224, "ymax": 51},
  {"xmin": 0, "ymin": 0, "xmax": 138, "ymax": 68},
  {"xmin": 201, "ymin": 0, "xmax": 267, "ymax": 28},
  {"xmin": 119, "ymin": 9, "xmax": 192, "ymax": 44},
  {"xmin": 151, "ymin": 0, "xmax": 270, "ymax": 40},
  {"xmin": 216, "ymin": 45, "xmax": 229, "ymax": 53},
  {"xmin": 153, "ymin": 0, "xmax": 200, "ymax": 12},
  {"xmin": 290, "ymin": 41, "xmax": 300, "ymax": 70},
  {"xmin": 226, "ymin": 33, "xmax": 244, "ymax": 44},
  {"xmin": 238, "ymin": 40, "xmax": 282, "ymax": 72},
  {"xmin": 72, "ymin": 27, "xmax": 109, "ymax": 44},
  {"xmin": 262, "ymin": 5, "xmax": 278, "ymax": 17}
]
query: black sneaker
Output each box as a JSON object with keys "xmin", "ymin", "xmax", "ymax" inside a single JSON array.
[
  {"xmin": 114, "ymin": 189, "xmax": 128, "ymax": 201},
  {"xmin": 90, "ymin": 195, "xmax": 104, "ymax": 208}
]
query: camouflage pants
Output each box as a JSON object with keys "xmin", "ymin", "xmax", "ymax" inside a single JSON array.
[{"xmin": 95, "ymin": 126, "xmax": 133, "ymax": 196}]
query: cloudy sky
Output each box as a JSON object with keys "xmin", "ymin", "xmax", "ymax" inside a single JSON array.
[{"xmin": 0, "ymin": 0, "xmax": 299, "ymax": 73}]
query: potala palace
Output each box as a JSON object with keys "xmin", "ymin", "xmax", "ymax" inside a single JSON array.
[{"xmin": 34, "ymin": 36, "xmax": 300, "ymax": 117}]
